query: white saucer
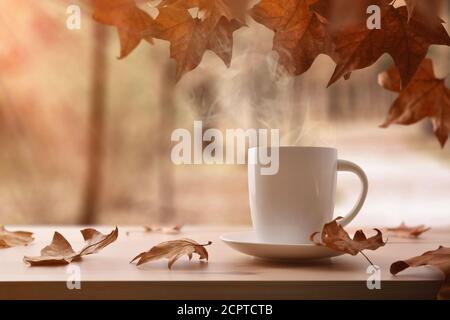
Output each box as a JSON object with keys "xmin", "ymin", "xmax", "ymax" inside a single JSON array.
[{"xmin": 220, "ymin": 231, "xmax": 343, "ymax": 261}]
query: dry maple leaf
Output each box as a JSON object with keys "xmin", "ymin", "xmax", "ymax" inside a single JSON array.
[
  {"xmin": 154, "ymin": 0, "xmax": 247, "ymax": 80},
  {"xmin": 131, "ymin": 238, "xmax": 212, "ymax": 269},
  {"xmin": 313, "ymin": 0, "xmax": 450, "ymax": 88},
  {"xmin": 390, "ymin": 246, "xmax": 450, "ymax": 300},
  {"xmin": 379, "ymin": 58, "xmax": 450, "ymax": 147},
  {"xmin": 386, "ymin": 222, "xmax": 431, "ymax": 239},
  {"xmin": 0, "ymin": 226, "xmax": 34, "ymax": 249},
  {"xmin": 311, "ymin": 217, "xmax": 386, "ymax": 265},
  {"xmin": 92, "ymin": 0, "xmax": 154, "ymax": 58},
  {"xmin": 24, "ymin": 227, "xmax": 118, "ymax": 266},
  {"xmin": 250, "ymin": 0, "xmax": 336, "ymax": 76},
  {"xmin": 126, "ymin": 225, "xmax": 182, "ymax": 236}
]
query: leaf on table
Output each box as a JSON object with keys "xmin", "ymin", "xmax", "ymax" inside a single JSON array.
[
  {"xmin": 23, "ymin": 232, "xmax": 78, "ymax": 266},
  {"xmin": 379, "ymin": 58, "xmax": 450, "ymax": 147},
  {"xmin": 0, "ymin": 226, "xmax": 34, "ymax": 249},
  {"xmin": 92, "ymin": 0, "xmax": 154, "ymax": 58},
  {"xmin": 24, "ymin": 227, "xmax": 118, "ymax": 266},
  {"xmin": 78, "ymin": 227, "xmax": 120, "ymax": 256},
  {"xmin": 126, "ymin": 225, "xmax": 183, "ymax": 236},
  {"xmin": 154, "ymin": 0, "xmax": 248, "ymax": 80},
  {"xmin": 390, "ymin": 246, "xmax": 450, "ymax": 300},
  {"xmin": 386, "ymin": 222, "xmax": 431, "ymax": 239},
  {"xmin": 131, "ymin": 238, "xmax": 212, "ymax": 269},
  {"xmin": 250, "ymin": 0, "xmax": 336, "ymax": 77},
  {"xmin": 312, "ymin": 0, "xmax": 450, "ymax": 88},
  {"xmin": 311, "ymin": 217, "xmax": 386, "ymax": 265}
]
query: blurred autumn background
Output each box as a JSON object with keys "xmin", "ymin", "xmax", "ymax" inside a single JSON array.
[{"xmin": 1, "ymin": 0, "xmax": 449, "ymax": 227}]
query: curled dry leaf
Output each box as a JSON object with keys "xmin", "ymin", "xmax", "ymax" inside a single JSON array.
[
  {"xmin": 390, "ymin": 246, "xmax": 450, "ymax": 300},
  {"xmin": 24, "ymin": 227, "xmax": 118, "ymax": 266},
  {"xmin": 126, "ymin": 225, "xmax": 182, "ymax": 236},
  {"xmin": 311, "ymin": 217, "xmax": 386, "ymax": 265},
  {"xmin": 386, "ymin": 222, "xmax": 431, "ymax": 239},
  {"xmin": 131, "ymin": 238, "xmax": 212, "ymax": 269},
  {"xmin": 0, "ymin": 226, "xmax": 34, "ymax": 249}
]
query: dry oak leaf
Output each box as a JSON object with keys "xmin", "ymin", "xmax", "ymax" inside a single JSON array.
[
  {"xmin": 154, "ymin": 1, "xmax": 247, "ymax": 80},
  {"xmin": 92, "ymin": 0, "xmax": 154, "ymax": 58},
  {"xmin": 313, "ymin": 0, "xmax": 450, "ymax": 88},
  {"xmin": 0, "ymin": 226, "xmax": 34, "ymax": 249},
  {"xmin": 311, "ymin": 217, "xmax": 386, "ymax": 264},
  {"xmin": 131, "ymin": 238, "xmax": 212, "ymax": 269},
  {"xmin": 386, "ymin": 222, "xmax": 431, "ymax": 239},
  {"xmin": 126, "ymin": 225, "xmax": 182, "ymax": 236},
  {"xmin": 250, "ymin": 0, "xmax": 336, "ymax": 76},
  {"xmin": 23, "ymin": 227, "xmax": 118, "ymax": 266},
  {"xmin": 390, "ymin": 246, "xmax": 450, "ymax": 300},
  {"xmin": 379, "ymin": 58, "xmax": 450, "ymax": 147}
]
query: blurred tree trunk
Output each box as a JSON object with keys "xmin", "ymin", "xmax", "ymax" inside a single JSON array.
[
  {"xmin": 157, "ymin": 61, "xmax": 176, "ymax": 223},
  {"xmin": 80, "ymin": 24, "xmax": 109, "ymax": 224}
]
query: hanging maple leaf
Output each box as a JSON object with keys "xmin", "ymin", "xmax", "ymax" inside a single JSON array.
[
  {"xmin": 0, "ymin": 226, "xmax": 34, "ymax": 249},
  {"xmin": 386, "ymin": 222, "xmax": 431, "ymax": 239},
  {"xmin": 92, "ymin": 0, "xmax": 154, "ymax": 58},
  {"xmin": 313, "ymin": 0, "xmax": 450, "ymax": 88},
  {"xmin": 311, "ymin": 217, "xmax": 386, "ymax": 265},
  {"xmin": 379, "ymin": 58, "xmax": 450, "ymax": 147},
  {"xmin": 250, "ymin": 0, "xmax": 336, "ymax": 76},
  {"xmin": 391, "ymin": 246, "xmax": 450, "ymax": 300},
  {"xmin": 154, "ymin": 0, "xmax": 247, "ymax": 80},
  {"xmin": 24, "ymin": 227, "xmax": 118, "ymax": 266},
  {"xmin": 131, "ymin": 238, "xmax": 211, "ymax": 269}
]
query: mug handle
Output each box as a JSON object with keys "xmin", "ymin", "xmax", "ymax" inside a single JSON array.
[{"xmin": 337, "ymin": 160, "xmax": 368, "ymax": 227}]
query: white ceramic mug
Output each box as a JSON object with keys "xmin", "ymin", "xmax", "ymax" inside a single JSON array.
[{"xmin": 248, "ymin": 146, "xmax": 368, "ymax": 244}]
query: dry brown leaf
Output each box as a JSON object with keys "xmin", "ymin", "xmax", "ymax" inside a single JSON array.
[
  {"xmin": 313, "ymin": 0, "xmax": 450, "ymax": 88},
  {"xmin": 131, "ymin": 238, "xmax": 212, "ymax": 269},
  {"xmin": 154, "ymin": 0, "xmax": 247, "ymax": 80},
  {"xmin": 379, "ymin": 58, "xmax": 450, "ymax": 147},
  {"xmin": 92, "ymin": 0, "xmax": 154, "ymax": 58},
  {"xmin": 386, "ymin": 222, "xmax": 431, "ymax": 239},
  {"xmin": 126, "ymin": 225, "xmax": 182, "ymax": 236},
  {"xmin": 250, "ymin": 0, "xmax": 336, "ymax": 76},
  {"xmin": 0, "ymin": 226, "xmax": 34, "ymax": 249},
  {"xmin": 23, "ymin": 232, "xmax": 78, "ymax": 266},
  {"xmin": 311, "ymin": 217, "xmax": 386, "ymax": 265},
  {"xmin": 24, "ymin": 227, "xmax": 118, "ymax": 266},
  {"xmin": 390, "ymin": 246, "xmax": 450, "ymax": 300}
]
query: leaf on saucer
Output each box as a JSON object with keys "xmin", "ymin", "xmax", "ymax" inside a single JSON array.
[
  {"xmin": 390, "ymin": 246, "xmax": 450, "ymax": 300},
  {"xmin": 311, "ymin": 217, "xmax": 386, "ymax": 265},
  {"xmin": 126, "ymin": 225, "xmax": 182, "ymax": 236},
  {"xmin": 131, "ymin": 238, "xmax": 211, "ymax": 269},
  {"xmin": 24, "ymin": 227, "xmax": 118, "ymax": 266},
  {"xmin": 0, "ymin": 226, "xmax": 34, "ymax": 249},
  {"xmin": 386, "ymin": 222, "xmax": 431, "ymax": 239}
]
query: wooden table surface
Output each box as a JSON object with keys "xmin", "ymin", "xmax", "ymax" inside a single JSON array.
[{"xmin": 1, "ymin": 225, "xmax": 449, "ymax": 300}]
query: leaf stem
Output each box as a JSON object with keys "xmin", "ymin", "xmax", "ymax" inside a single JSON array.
[{"xmin": 359, "ymin": 251, "xmax": 374, "ymax": 266}]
